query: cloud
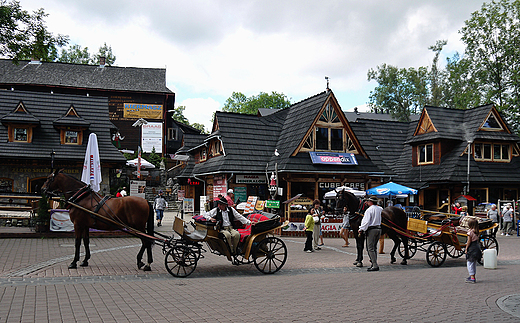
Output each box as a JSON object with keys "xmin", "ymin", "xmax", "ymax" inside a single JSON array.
[
  {"xmin": 178, "ymin": 97, "xmax": 221, "ymax": 132},
  {"xmin": 19, "ymin": 0, "xmax": 487, "ymax": 128}
]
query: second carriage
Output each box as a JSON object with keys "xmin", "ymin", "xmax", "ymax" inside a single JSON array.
[{"xmin": 397, "ymin": 211, "xmax": 499, "ymax": 267}]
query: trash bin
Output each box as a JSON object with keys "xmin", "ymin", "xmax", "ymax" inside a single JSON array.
[{"xmin": 483, "ymin": 249, "xmax": 497, "ymax": 269}]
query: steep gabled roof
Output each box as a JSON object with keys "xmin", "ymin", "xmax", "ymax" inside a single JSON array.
[
  {"xmin": 53, "ymin": 105, "xmax": 90, "ymax": 127},
  {"xmin": 0, "ymin": 90, "xmax": 125, "ymax": 162},
  {"xmin": 0, "ymin": 100, "xmax": 40, "ymax": 125},
  {"xmin": 0, "ymin": 59, "xmax": 173, "ymax": 94}
]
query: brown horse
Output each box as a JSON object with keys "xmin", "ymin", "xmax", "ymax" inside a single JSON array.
[
  {"xmin": 42, "ymin": 169, "xmax": 155, "ymax": 271},
  {"xmin": 342, "ymin": 191, "xmax": 410, "ymax": 266}
]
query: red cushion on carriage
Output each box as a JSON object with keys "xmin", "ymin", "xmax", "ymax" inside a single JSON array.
[{"xmin": 238, "ymin": 227, "xmax": 252, "ymax": 242}]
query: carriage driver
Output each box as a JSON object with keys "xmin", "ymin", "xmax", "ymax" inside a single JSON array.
[{"xmin": 202, "ymin": 197, "xmax": 252, "ymax": 254}]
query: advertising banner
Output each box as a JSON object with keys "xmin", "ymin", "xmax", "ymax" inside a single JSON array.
[
  {"xmin": 183, "ymin": 198, "xmax": 194, "ymax": 214},
  {"xmin": 142, "ymin": 122, "xmax": 163, "ymax": 153},
  {"xmin": 236, "ymin": 175, "xmax": 266, "ymax": 184},
  {"xmin": 309, "ymin": 152, "xmax": 358, "ymax": 165},
  {"xmin": 178, "ymin": 189, "xmax": 185, "ymax": 201},
  {"xmin": 130, "ymin": 180, "xmax": 146, "ymax": 198},
  {"xmin": 234, "ymin": 187, "xmax": 247, "ymax": 204},
  {"xmin": 123, "ymin": 103, "xmax": 163, "ymax": 119},
  {"xmin": 213, "ymin": 175, "xmax": 227, "ymax": 199},
  {"xmin": 265, "ymin": 200, "xmax": 280, "ymax": 209}
]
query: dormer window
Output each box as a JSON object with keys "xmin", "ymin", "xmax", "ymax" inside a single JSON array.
[
  {"xmin": 1, "ymin": 101, "xmax": 40, "ymax": 143},
  {"xmin": 473, "ymin": 142, "xmax": 510, "ymax": 162},
  {"xmin": 418, "ymin": 143, "xmax": 434, "ymax": 164},
  {"xmin": 14, "ymin": 127, "xmax": 28, "ymax": 142},
  {"xmin": 53, "ymin": 105, "xmax": 90, "ymax": 145},
  {"xmin": 480, "ymin": 111, "xmax": 504, "ymax": 131}
]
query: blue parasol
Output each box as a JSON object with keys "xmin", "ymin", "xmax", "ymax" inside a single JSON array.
[{"xmin": 365, "ymin": 182, "xmax": 418, "ymax": 197}]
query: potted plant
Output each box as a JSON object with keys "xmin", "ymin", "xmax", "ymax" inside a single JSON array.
[{"xmin": 35, "ymin": 193, "xmax": 51, "ymax": 233}]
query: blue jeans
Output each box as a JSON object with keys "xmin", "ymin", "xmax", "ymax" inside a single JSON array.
[{"xmin": 156, "ymin": 209, "xmax": 164, "ymax": 221}]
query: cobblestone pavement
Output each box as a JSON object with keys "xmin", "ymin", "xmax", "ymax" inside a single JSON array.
[{"xmin": 1, "ymin": 213, "xmax": 519, "ymax": 322}]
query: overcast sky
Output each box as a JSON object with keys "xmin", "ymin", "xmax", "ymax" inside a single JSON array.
[{"xmin": 20, "ymin": 0, "xmax": 486, "ymax": 132}]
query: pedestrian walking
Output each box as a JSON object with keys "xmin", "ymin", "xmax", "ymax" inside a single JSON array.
[
  {"xmin": 465, "ymin": 217, "xmax": 482, "ymax": 283},
  {"xmin": 154, "ymin": 190, "xmax": 168, "ymax": 227},
  {"xmin": 304, "ymin": 210, "xmax": 315, "ymax": 253},
  {"xmin": 487, "ymin": 204, "xmax": 499, "ymax": 236},
  {"xmin": 501, "ymin": 203, "xmax": 513, "ymax": 236},
  {"xmin": 339, "ymin": 206, "xmax": 350, "ymax": 247},
  {"xmin": 310, "ymin": 199, "xmax": 324, "ymax": 250},
  {"xmin": 358, "ymin": 196, "xmax": 382, "ymax": 272}
]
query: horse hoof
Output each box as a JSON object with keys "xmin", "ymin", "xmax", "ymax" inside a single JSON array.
[
  {"xmin": 142, "ymin": 265, "xmax": 151, "ymax": 271},
  {"xmin": 68, "ymin": 263, "xmax": 77, "ymax": 269},
  {"xmin": 356, "ymin": 262, "xmax": 363, "ymax": 268},
  {"xmin": 137, "ymin": 261, "xmax": 145, "ymax": 269},
  {"xmin": 400, "ymin": 260, "xmax": 407, "ymax": 265},
  {"xmin": 391, "ymin": 258, "xmax": 396, "ymax": 264},
  {"xmin": 80, "ymin": 261, "xmax": 88, "ymax": 267}
]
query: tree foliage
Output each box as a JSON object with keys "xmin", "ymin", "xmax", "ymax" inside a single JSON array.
[
  {"xmin": 171, "ymin": 105, "xmax": 208, "ymax": 134},
  {"xmin": 0, "ymin": 0, "xmax": 68, "ymax": 62},
  {"xmin": 460, "ymin": 0, "xmax": 520, "ymax": 132},
  {"xmin": 222, "ymin": 91, "xmax": 291, "ymax": 114},
  {"xmin": 58, "ymin": 42, "xmax": 116, "ymax": 65},
  {"xmin": 367, "ymin": 0, "xmax": 520, "ymax": 133},
  {"xmin": 367, "ymin": 64, "xmax": 429, "ymax": 121}
]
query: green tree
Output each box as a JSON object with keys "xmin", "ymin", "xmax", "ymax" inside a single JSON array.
[
  {"xmin": 222, "ymin": 91, "xmax": 291, "ymax": 114},
  {"xmin": 367, "ymin": 64, "xmax": 429, "ymax": 121},
  {"xmin": 190, "ymin": 122, "xmax": 207, "ymax": 134},
  {"xmin": 428, "ymin": 40, "xmax": 447, "ymax": 107},
  {"xmin": 442, "ymin": 52, "xmax": 483, "ymax": 110},
  {"xmin": 460, "ymin": 0, "xmax": 520, "ymax": 133},
  {"xmin": 171, "ymin": 105, "xmax": 190, "ymax": 124},
  {"xmin": 58, "ymin": 44, "xmax": 91, "ymax": 64},
  {"xmin": 147, "ymin": 147, "xmax": 162, "ymax": 168},
  {"xmin": 0, "ymin": 1, "xmax": 68, "ymax": 62},
  {"xmin": 96, "ymin": 42, "xmax": 116, "ymax": 66},
  {"xmin": 58, "ymin": 42, "xmax": 116, "ymax": 65}
]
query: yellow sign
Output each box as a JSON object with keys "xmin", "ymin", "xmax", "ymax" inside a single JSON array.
[
  {"xmin": 255, "ymin": 200, "xmax": 265, "ymax": 211},
  {"xmin": 123, "ymin": 103, "xmax": 163, "ymax": 119}
]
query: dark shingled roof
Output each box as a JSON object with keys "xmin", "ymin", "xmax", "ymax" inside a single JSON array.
[
  {"xmin": 184, "ymin": 91, "xmax": 383, "ymax": 177},
  {"xmin": 0, "ymin": 90, "xmax": 126, "ymax": 163},
  {"xmin": 0, "ymin": 59, "xmax": 173, "ymax": 94},
  {"xmin": 359, "ymin": 104, "xmax": 520, "ymax": 188}
]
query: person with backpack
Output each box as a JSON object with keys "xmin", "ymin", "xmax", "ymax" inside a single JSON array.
[{"xmin": 154, "ymin": 190, "xmax": 168, "ymax": 227}]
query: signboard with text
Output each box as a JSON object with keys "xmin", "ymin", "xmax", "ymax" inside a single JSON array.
[
  {"xmin": 236, "ymin": 175, "xmax": 266, "ymax": 184},
  {"xmin": 309, "ymin": 152, "xmax": 358, "ymax": 165},
  {"xmin": 123, "ymin": 103, "xmax": 163, "ymax": 119},
  {"xmin": 142, "ymin": 122, "xmax": 163, "ymax": 153}
]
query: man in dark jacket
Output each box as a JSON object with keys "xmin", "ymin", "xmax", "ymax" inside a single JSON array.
[{"xmin": 202, "ymin": 197, "xmax": 251, "ymax": 254}]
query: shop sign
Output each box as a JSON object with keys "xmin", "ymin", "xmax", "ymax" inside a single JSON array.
[
  {"xmin": 234, "ymin": 187, "xmax": 247, "ymax": 204},
  {"xmin": 142, "ymin": 122, "xmax": 162, "ymax": 153},
  {"xmin": 309, "ymin": 152, "xmax": 358, "ymax": 165},
  {"xmin": 123, "ymin": 103, "xmax": 163, "ymax": 119},
  {"xmin": 265, "ymin": 200, "xmax": 280, "ymax": 208},
  {"xmin": 178, "ymin": 190, "xmax": 185, "ymax": 201},
  {"xmin": 187, "ymin": 179, "xmax": 201, "ymax": 186},
  {"xmin": 318, "ymin": 182, "xmax": 365, "ymax": 190},
  {"xmin": 213, "ymin": 175, "xmax": 227, "ymax": 199},
  {"xmin": 183, "ymin": 198, "xmax": 194, "ymax": 213},
  {"xmin": 130, "ymin": 180, "xmax": 146, "ymax": 199},
  {"xmin": 236, "ymin": 175, "xmax": 266, "ymax": 184}
]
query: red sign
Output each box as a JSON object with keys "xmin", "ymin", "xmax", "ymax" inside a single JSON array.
[{"xmin": 187, "ymin": 179, "xmax": 201, "ymax": 186}]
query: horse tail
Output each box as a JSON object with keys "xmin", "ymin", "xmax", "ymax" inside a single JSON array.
[{"xmin": 147, "ymin": 201, "xmax": 155, "ymax": 237}]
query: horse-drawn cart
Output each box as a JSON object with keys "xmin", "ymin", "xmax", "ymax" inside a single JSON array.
[
  {"xmin": 398, "ymin": 211, "xmax": 499, "ymax": 267},
  {"xmin": 161, "ymin": 214, "xmax": 289, "ymax": 277}
]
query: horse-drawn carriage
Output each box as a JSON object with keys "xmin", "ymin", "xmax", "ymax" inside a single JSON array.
[
  {"xmin": 162, "ymin": 213, "xmax": 289, "ymax": 277},
  {"xmin": 398, "ymin": 210, "xmax": 499, "ymax": 267},
  {"xmin": 42, "ymin": 169, "xmax": 288, "ymax": 277}
]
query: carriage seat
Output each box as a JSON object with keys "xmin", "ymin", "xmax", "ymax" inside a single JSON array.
[{"xmin": 174, "ymin": 216, "xmax": 207, "ymax": 241}]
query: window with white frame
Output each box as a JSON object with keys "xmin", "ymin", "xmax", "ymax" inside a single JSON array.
[{"xmin": 418, "ymin": 143, "xmax": 433, "ymax": 164}]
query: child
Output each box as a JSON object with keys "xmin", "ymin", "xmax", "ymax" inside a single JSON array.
[
  {"xmin": 303, "ymin": 210, "xmax": 315, "ymax": 253},
  {"xmin": 339, "ymin": 206, "xmax": 350, "ymax": 247},
  {"xmin": 465, "ymin": 218, "xmax": 482, "ymax": 283}
]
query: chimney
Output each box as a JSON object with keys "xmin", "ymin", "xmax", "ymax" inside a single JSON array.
[{"xmin": 99, "ymin": 56, "xmax": 106, "ymax": 67}]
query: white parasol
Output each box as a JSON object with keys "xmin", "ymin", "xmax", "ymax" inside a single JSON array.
[
  {"xmin": 81, "ymin": 133, "xmax": 102, "ymax": 192},
  {"xmin": 334, "ymin": 186, "xmax": 366, "ymax": 197},
  {"xmin": 126, "ymin": 158, "xmax": 155, "ymax": 169}
]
